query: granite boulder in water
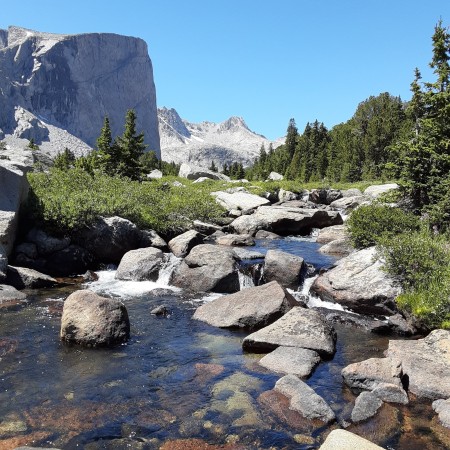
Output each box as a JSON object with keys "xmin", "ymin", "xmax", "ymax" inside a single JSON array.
[{"xmin": 115, "ymin": 247, "xmax": 164, "ymax": 281}]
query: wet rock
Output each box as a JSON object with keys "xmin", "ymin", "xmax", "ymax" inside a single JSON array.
[
  {"xmin": 386, "ymin": 329, "xmax": 450, "ymax": 399},
  {"xmin": 216, "ymin": 233, "xmax": 255, "ymax": 246},
  {"xmin": 45, "ymin": 244, "xmax": 95, "ymax": 277},
  {"xmin": 372, "ymin": 383, "xmax": 409, "ymax": 405},
  {"xmin": 243, "ymin": 307, "xmax": 336, "ymax": 357},
  {"xmin": 318, "ymin": 238, "xmax": 354, "ymax": 257},
  {"xmin": 150, "ymin": 305, "xmax": 169, "ymax": 316},
  {"xmin": 194, "ymin": 363, "xmax": 224, "ymax": 383},
  {"xmin": 275, "ymin": 374, "xmax": 335, "ymax": 423},
  {"xmin": 387, "ymin": 313, "xmax": 420, "ymax": 336},
  {"xmin": 6, "ymin": 265, "xmax": 56, "ymax": 289},
  {"xmin": 311, "ymin": 247, "xmax": 401, "ymax": 316},
  {"xmin": 258, "ymin": 346, "xmax": 320, "ymax": 378},
  {"xmin": 85, "ymin": 438, "xmax": 147, "ymax": 449},
  {"xmin": 171, "ymin": 244, "xmax": 239, "ymax": 293},
  {"xmin": 433, "ymin": 399, "xmax": 450, "ymax": 428},
  {"xmin": 342, "ymin": 357, "xmax": 403, "ymax": 391},
  {"xmin": 83, "ymin": 270, "xmax": 99, "ymax": 282},
  {"xmin": 309, "ymin": 188, "xmax": 342, "ymax": 205},
  {"xmin": 0, "ymin": 245, "xmax": 6, "ymax": 282},
  {"xmin": 351, "ymin": 391, "xmax": 383, "ymax": 423},
  {"xmin": 316, "ymin": 225, "xmax": 347, "ymax": 244},
  {"xmin": 0, "ymin": 337, "xmax": 18, "ymax": 356},
  {"xmin": 231, "ymin": 206, "xmax": 343, "ymax": 236},
  {"xmin": 159, "ymin": 438, "xmax": 240, "ymax": 450},
  {"xmin": 364, "ymin": 183, "xmax": 399, "ymax": 198},
  {"xmin": 319, "ymin": 429, "xmax": 384, "ymax": 450},
  {"xmin": 254, "ymin": 230, "xmax": 280, "ymax": 239},
  {"xmin": 0, "ymin": 284, "xmax": 26, "ymax": 303},
  {"xmin": 0, "ymin": 432, "xmax": 52, "ymax": 450},
  {"xmin": 168, "ymin": 230, "xmax": 203, "ymax": 258},
  {"xmin": 138, "ymin": 229, "xmax": 168, "ymax": 250},
  {"xmin": 115, "ymin": 247, "xmax": 164, "ymax": 281},
  {"xmin": 232, "ymin": 248, "xmax": 265, "ymax": 260},
  {"xmin": 26, "ymin": 228, "xmax": 70, "ymax": 255},
  {"xmin": 79, "ymin": 216, "xmax": 141, "ymax": 263},
  {"xmin": 60, "ymin": 289, "xmax": 130, "ymax": 347},
  {"xmin": 193, "ymin": 281, "xmax": 298, "ymax": 329},
  {"xmin": 263, "ymin": 249, "xmax": 306, "ymax": 289}
]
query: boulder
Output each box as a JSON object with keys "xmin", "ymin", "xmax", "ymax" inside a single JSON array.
[
  {"xmin": 26, "ymin": 228, "xmax": 70, "ymax": 255},
  {"xmin": 60, "ymin": 290, "xmax": 130, "ymax": 347},
  {"xmin": 372, "ymin": 383, "xmax": 409, "ymax": 405},
  {"xmin": 211, "ymin": 191, "xmax": 270, "ymax": 211},
  {"xmin": 192, "ymin": 176, "xmax": 211, "ymax": 183},
  {"xmin": 309, "ymin": 189, "xmax": 342, "ymax": 205},
  {"xmin": 79, "ymin": 216, "xmax": 141, "ymax": 263},
  {"xmin": 259, "ymin": 346, "xmax": 320, "ymax": 378},
  {"xmin": 193, "ymin": 281, "xmax": 298, "ymax": 329},
  {"xmin": 146, "ymin": 169, "xmax": 163, "ymax": 179},
  {"xmin": 275, "ymin": 374, "xmax": 335, "ymax": 423},
  {"xmin": 232, "ymin": 248, "xmax": 265, "ymax": 260},
  {"xmin": 342, "ymin": 357, "xmax": 404, "ymax": 391},
  {"xmin": 45, "ymin": 244, "xmax": 95, "ymax": 277},
  {"xmin": 364, "ymin": 183, "xmax": 399, "ymax": 198},
  {"xmin": 243, "ymin": 307, "xmax": 336, "ymax": 357},
  {"xmin": 178, "ymin": 163, "xmax": 229, "ymax": 181},
  {"xmin": 171, "ymin": 244, "xmax": 239, "ymax": 293},
  {"xmin": 263, "ymin": 249, "xmax": 306, "ymax": 289},
  {"xmin": 13, "ymin": 242, "xmax": 38, "ymax": 259},
  {"xmin": 6, "ymin": 266, "xmax": 56, "ymax": 289},
  {"xmin": 216, "ymin": 233, "xmax": 255, "ymax": 246},
  {"xmin": 316, "ymin": 225, "xmax": 347, "ymax": 244},
  {"xmin": 278, "ymin": 189, "xmax": 298, "ymax": 203},
  {"xmin": 115, "ymin": 247, "xmax": 164, "ymax": 281},
  {"xmin": 310, "ymin": 247, "xmax": 401, "ymax": 316},
  {"xmin": 433, "ymin": 399, "xmax": 450, "ymax": 428},
  {"xmin": 168, "ymin": 230, "xmax": 203, "ymax": 258},
  {"xmin": 267, "ymin": 171, "xmax": 284, "ymax": 181},
  {"xmin": 341, "ymin": 188, "xmax": 364, "ymax": 198},
  {"xmin": 330, "ymin": 195, "xmax": 367, "ymax": 212},
  {"xmin": 386, "ymin": 329, "xmax": 450, "ymax": 399},
  {"xmin": 318, "ymin": 238, "xmax": 354, "ymax": 257},
  {"xmin": 0, "ymin": 284, "xmax": 27, "ymax": 303},
  {"xmin": 138, "ymin": 229, "xmax": 168, "ymax": 250},
  {"xmin": 255, "ymin": 230, "xmax": 280, "ymax": 239},
  {"xmin": 319, "ymin": 429, "xmax": 384, "ymax": 450},
  {"xmin": 231, "ymin": 206, "xmax": 343, "ymax": 236},
  {"xmin": 192, "ymin": 220, "xmax": 223, "ymax": 236},
  {"xmin": 351, "ymin": 391, "xmax": 383, "ymax": 423}
]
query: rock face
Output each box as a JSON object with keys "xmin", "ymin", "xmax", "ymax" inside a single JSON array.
[
  {"xmin": 263, "ymin": 249, "xmax": 306, "ymax": 289},
  {"xmin": 231, "ymin": 206, "xmax": 343, "ymax": 236},
  {"xmin": 115, "ymin": 247, "xmax": 164, "ymax": 281},
  {"xmin": 193, "ymin": 281, "xmax": 298, "ymax": 329},
  {"xmin": 0, "ymin": 26, "xmax": 160, "ymax": 157},
  {"xmin": 60, "ymin": 290, "xmax": 130, "ymax": 347},
  {"xmin": 243, "ymin": 307, "xmax": 337, "ymax": 357},
  {"xmin": 171, "ymin": 244, "xmax": 239, "ymax": 293},
  {"xmin": 275, "ymin": 375, "xmax": 335, "ymax": 423},
  {"xmin": 311, "ymin": 247, "xmax": 401, "ymax": 316}
]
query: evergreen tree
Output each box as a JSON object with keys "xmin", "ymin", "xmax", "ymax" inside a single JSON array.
[
  {"xmin": 53, "ymin": 148, "xmax": 76, "ymax": 170},
  {"xmin": 96, "ymin": 116, "xmax": 117, "ymax": 174},
  {"xmin": 285, "ymin": 118, "xmax": 298, "ymax": 158},
  {"xmin": 140, "ymin": 150, "xmax": 160, "ymax": 173},
  {"xmin": 209, "ymin": 160, "xmax": 218, "ymax": 172}
]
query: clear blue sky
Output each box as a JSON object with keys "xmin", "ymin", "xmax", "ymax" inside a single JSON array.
[{"xmin": 1, "ymin": 0, "xmax": 450, "ymax": 140}]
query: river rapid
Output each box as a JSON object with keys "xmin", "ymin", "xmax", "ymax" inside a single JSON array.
[{"xmin": 0, "ymin": 237, "xmax": 448, "ymax": 449}]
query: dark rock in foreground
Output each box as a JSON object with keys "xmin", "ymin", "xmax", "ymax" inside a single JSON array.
[
  {"xmin": 60, "ymin": 290, "xmax": 130, "ymax": 347},
  {"xmin": 6, "ymin": 265, "xmax": 56, "ymax": 289}
]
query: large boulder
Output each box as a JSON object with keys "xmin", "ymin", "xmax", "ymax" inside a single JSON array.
[
  {"xmin": 6, "ymin": 266, "xmax": 56, "ymax": 289},
  {"xmin": 319, "ymin": 429, "xmax": 384, "ymax": 450},
  {"xmin": 263, "ymin": 249, "xmax": 306, "ymax": 289},
  {"xmin": 138, "ymin": 229, "xmax": 168, "ymax": 250},
  {"xmin": 310, "ymin": 247, "xmax": 401, "ymax": 316},
  {"xmin": 231, "ymin": 206, "xmax": 343, "ymax": 236},
  {"xmin": 171, "ymin": 244, "xmax": 239, "ymax": 293},
  {"xmin": 0, "ymin": 284, "xmax": 27, "ymax": 303},
  {"xmin": 193, "ymin": 281, "xmax": 298, "ymax": 329},
  {"xmin": 318, "ymin": 238, "xmax": 354, "ymax": 257},
  {"xmin": 330, "ymin": 195, "xmax": 367, "ymax": 212},
  {"xmin": 275, "ymin": 374, "xmax": 335, "ymax": 423},
  {"xmin": 178, "ymin": 163, "xmax": 229, "ymax": 181},
  {"xmin": 267, "ymin": 171, "xmax": 283, "ymax": 181},
  {"xmin": 115, "ymin": 247, "xmax": 164, "ymax": 281},
  {"xmin": 386, "ymin": 329, "xmax": 450, "ymax": 400},
  {"xmin": 243, "ymin": 307, "xmax": 336, "ymax": 357},
  {"xmin": 168, "ymin": 230, "xmax": 203, "ymax": 258},
  {"xmin": 60, "ymin": 290, "xmax": 130, "ymax": 347},
  {"xmin": 316, "ymin": 225, "xmax": 347, "ymax": 244},
  {"xmin": 25, "ymin": 228, "xmax": 70, "ymax": 255},
  {"xmin": 45, "ymin": 244, "xmax": 95, "ymax": 277},
  {"xmin": 78, "ymin": 216, "xmax": 141, "ymax": 263},
  {"xmin": 351, "ymin": 391, "xmax": 384, "ymax": 423},
  {"xmin": 364, "ymin": 183, "xmax": 399, "ymax": 198},
  {"xmin": 211, "ymin": 191, "xmax": 270, "ymax": 211}
]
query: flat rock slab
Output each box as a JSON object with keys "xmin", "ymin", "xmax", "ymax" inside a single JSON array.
[
  {"xmin": 258, "ymin": 346, "xmax": 320, "ymax": 378},
  {"xmin": 351, "ymin": 391, "xmax": 383, "ymax": 423},
  {"xmin": 275, "ymin": 374, "xmax": 335, "ymax": 423},
  {"xmin": 243, "ymin": 307, "xmax": 336, "ymax": 357},
  {"xmin": 342, "ymin": 357, "xmax": 403, "ymax": 391},
  {"xmin": 193, "ymin": 281, "xmax": 298, "ymax": 329},
  {"xmin": 386, "ymin": 329, "xmax": 450, "ymax": 400},
  {"xmin": 319, "ymin": 429, "xmax": 385, "ymax": 450},
  {"xmin": 311, "ymin": 247, "xmax": 401, "ymax": 316}
]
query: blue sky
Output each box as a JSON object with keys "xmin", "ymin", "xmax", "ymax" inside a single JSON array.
[{"xmin": 1, "ymin": 0, "xmax": 450, "ymax": 139}]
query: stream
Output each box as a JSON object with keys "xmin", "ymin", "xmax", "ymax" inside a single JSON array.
[{"xmin": 0, "ymin": 237, "xmax": 449, "ymax": 449}]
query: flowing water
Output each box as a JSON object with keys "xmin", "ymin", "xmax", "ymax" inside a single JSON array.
[{"xmin": 0, "ymin": 237, "xmax": 448, "ymax": 449}]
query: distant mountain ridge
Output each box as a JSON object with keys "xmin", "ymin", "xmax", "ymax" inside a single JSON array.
[{"xmin": 159, "ymin": 107, "xmax": 284, "ymax": 168}]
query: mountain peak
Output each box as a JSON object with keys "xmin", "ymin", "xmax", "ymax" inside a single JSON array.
[{"xmin": 218, "ymin": 116, "xmax": 249, "ymax": 132}]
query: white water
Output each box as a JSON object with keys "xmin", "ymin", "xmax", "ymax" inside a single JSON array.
[
  {"xmin": 238, "ymin": 271, "xmax": 255, "ymax": 290},
  {"xmin": 301, "ymin": 275, "xmax": 345, "ymax": 311}
]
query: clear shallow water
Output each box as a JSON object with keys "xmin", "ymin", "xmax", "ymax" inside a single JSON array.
[{"xmin": 0, "ymin": 239, "xmax": 449, "ymax": 449}]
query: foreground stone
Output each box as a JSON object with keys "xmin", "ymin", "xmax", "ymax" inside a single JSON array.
[
  {"xmin": 212, "ymin": 190, "xmax": 270, "ymax": 211},
  {"xmin": 6, "ymin": 265, "xmax": 56, "ymax": 289},
  {"xmin": 232, "ymin": 206, "xmax": 343, "ymax": 236},
  {"xmin": 60, "ymin": 290, "xmax": 130, "ymax": 347},
  {"xmin": 275, "ymin": 374, "xmax": 335, "ymax": 423},
  {"xmin": 171, "ymin": 244, "xmax": 239, "ymax": 293},
  {"xmin": 193, "ymin": 281, "xmax": 298, "ymax": 329},
  {"xmin": 351, "ymin": 391, "xmax": 383, "ymax": 423},
  {"xmin": 243, "ymin": 307, "xmax": 336, "ymax": 357},
  {"xmin": 319, "ymin": 429, "xmax": 385, "ymax": 450},
  {"xmin": 115, "ymin": 247, "xmax": 164, "ymax": 281},
  {"xmin": 311, "ymin": 247, "xmax": 401, "ymax": 316},
  {"xmin": 386, "ymin": 329, "xmax": 450, "ymax": 399},
  {"xmin": 263, "ymin": 249, "xmax": 306, "ymax": 289},
  {"xmin": 168, "ymin": 230, "xmax": 203, "ymax": 258},
  {"xmin": 259, "ymin": 346, "xmax": 320, "ymax": 378}
]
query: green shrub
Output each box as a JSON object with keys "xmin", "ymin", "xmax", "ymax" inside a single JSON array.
[{"xmin": 346, "ymin": 204, "xmax": 420, "ymax": 249}]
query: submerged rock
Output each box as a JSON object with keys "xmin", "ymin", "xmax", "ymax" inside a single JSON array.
[
  {"xmin": 193, "ymin": 281, "xmax": 298, "ymax": 329},
  {"xmin": 351, "ymin": 391, "xmax": 383, "ymax": 423},
  {"xmin": 115, "ymin": 247, "xmax": 164, "ymax": 281},
  {"xmin": 319, "ymin": 429, "xmax": 384, "ymax": 450},
  {"xmin": 60, "ymin": 290, "xmax": 130, "ymax": 347}
]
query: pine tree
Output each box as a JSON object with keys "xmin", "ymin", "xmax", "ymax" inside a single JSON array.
[
  {"xmin": 96, "ymin": 116, "xmax": 117, "ymax": 174},
  {"xmin": 209, "ymin": 160, "xmax": 218, "ymax": 172}
]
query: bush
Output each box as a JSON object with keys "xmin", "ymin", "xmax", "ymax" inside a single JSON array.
[{"xmin": 346, "ymin": 204, "xmax": 420, "ymax": 249}]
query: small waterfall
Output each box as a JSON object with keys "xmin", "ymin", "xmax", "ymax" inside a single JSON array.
[
  {"xmin": 238, "ymin": 270, "xmax": 255, "ymax": 290},
  {"xmin": 301, "ymin": 275, "xmax": 344, "ymax": 310},
  {"xmin": 157, "ymin": 253, "xmax": 182, "ymax": 285}
]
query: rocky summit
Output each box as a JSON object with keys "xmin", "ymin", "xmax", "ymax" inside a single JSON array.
[
  {"xmin": 158, "ymin": 106, "xmax": 284, "ymax": 168},
  {"xmin": 0, "ymin": 26, "xmax": 160, "ymax": 157}
]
